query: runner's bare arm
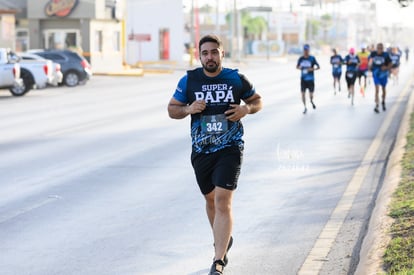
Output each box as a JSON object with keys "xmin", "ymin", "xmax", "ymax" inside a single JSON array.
[
  {"xmin": 168, "ymin": 98, "xmax": 206, "ymax": 119},
  {"xmin": 368, "ymin": 58, "xmax": 373, "ymax": 70},
  {"xmin": 225, "ymin": 93, "xmax": 262, "ymax": 122},
  {"xmin": 383, "ymin": 62, "xmax": 393, "ymax": 71}
]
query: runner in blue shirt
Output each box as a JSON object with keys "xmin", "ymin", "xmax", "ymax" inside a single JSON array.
[
  {"xmin": 389, "ymin": 46, "xmax": 401, "ymax": 85},
  {"xmin": 344, "ymin": 48, "xmax": 360, "ymax": 105},
  {"xmin": 368, "ymin": 43, "xmax": 393, "ymax": 113},
  {"xmin": 168, "ymin": 34, "xmax": 262, "ymax": 275},
  {"xmin": 296, "ymin": 44, "xmax": 320, "ymax": 114},
  {"xmin": 330, "ymin": 48, "xmax": 343, "ymax": 95}
]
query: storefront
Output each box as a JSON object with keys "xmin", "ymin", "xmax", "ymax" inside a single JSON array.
[{"xmin": 17, "ymin": 0, "xmax": 125, "ymax": 73}]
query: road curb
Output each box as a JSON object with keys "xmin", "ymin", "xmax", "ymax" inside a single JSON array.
[
  {"xmin": 355, "ymin": 76, "xmax": 414, "ymax": 275},
  {"xmin": 93, "ymin": 70, "xmax": 144, "ymax": 77}
]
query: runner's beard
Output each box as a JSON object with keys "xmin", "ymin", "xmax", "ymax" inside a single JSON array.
[{"xmin": 203, "ymin": 61, "xmax": 220, "ymax": 73}]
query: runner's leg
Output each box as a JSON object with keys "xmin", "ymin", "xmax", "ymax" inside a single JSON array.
[
  {"xmin": 382, "ymin": 85, "xmax": 387, "ymax": 111},
  {"xmin": 374, "ymin": 85, "xmax": 380, "ymax": 113},
  {"xmin": 350, "ymin": 84, "xmax": 354, "ymax": 105},
  {"xmin": 301, "ymin": 91, "xmax": 307, "ymax": 113},
  {"xmin": 212, "ymin": 187, "xmax": 233, "ymax": 262},
  {"xmin": 205, "ymin": 190, "xmax": 215, "ymax": 228}
]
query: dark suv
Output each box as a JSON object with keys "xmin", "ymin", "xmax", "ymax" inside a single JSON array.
[{"xmin": 30, "ymin": 49, "xmax": 92, "ymax": 87}]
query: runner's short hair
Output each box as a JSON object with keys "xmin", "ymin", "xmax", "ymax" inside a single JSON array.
[{"xmin": 199, "ymin": 34, "xmax": 223, "ymax": 52}]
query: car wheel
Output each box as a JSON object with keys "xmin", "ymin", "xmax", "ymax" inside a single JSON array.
[
  {"xmin": 9, "ymin": 70, "xmax": 33, "ymax": 96},
  {"xmin": 64, "ymin": 71, "xmax": 80, "ymax": 87}
]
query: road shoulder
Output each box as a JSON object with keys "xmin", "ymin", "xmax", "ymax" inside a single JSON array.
[{"xmin": 355, "ymin": 76, "xmax": 414, "ymax": 275}]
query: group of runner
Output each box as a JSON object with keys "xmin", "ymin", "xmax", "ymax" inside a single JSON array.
[{"xmin": 296, "ymin": 43, "xmax": 405, "ymax": 114}]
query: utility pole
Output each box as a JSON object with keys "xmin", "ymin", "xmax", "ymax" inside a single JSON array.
[
  {"xmin": 215, "ymin": 0, "xmax": 220, "ymax": 35},
  {"xmin": 190, "ymin": 0, "xmax": 194, "ymax": 66},
  {"xmin": 233, "ymin": 0, "xmax": 238, "ymax": 62}
]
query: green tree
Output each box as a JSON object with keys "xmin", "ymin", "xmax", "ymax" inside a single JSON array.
[
  {"xmin": 241, "ymin": 11, "xmax": 267, "ymax": 40},
  {"xmin": 320, "ymin": 13, "xmax": 333, "ymax": 43},
  {"xmin": 226, "ymin": 11, "xmax": 267, "ymax": 40},
  {"xmin": 306, "ymin": 19, "xmax": 320, "ymax": 41}
]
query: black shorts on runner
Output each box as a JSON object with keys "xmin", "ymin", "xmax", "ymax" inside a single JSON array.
[
  {"xmin": 301, "ymin": 79, "xmax": 315, "ymax": 93},
  {"xmin": 357, "ymin": 69, "xmax": 368, "ymax": 78},
  {"xmin": 345, "ymin": 71, "xmax": 357, "ymax": 87},
  {"xmin": 191, "ymin": 146, "xmax": 243, "ymax": 195}
]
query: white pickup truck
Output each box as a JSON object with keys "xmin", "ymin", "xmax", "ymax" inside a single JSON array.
[
  {"xmin": 7, "ymin": 51, "xmax": 52, "ymax": 93},
  {"xmin": 0, "ymin": 48, "xmax": 26, "ymax": 96},
  {"xmin": 18, "ymin": 52, "xmax": 63, "ymax": 87}
]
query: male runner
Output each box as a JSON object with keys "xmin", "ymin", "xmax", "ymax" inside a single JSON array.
[
  {"xmin": 369, "ymin": 43, "xmax": 392, "ymax": 113},
  {"xmin": 357, "ymin": 44, "xmax": 370, "ymax": 96},
  {"xmin": 330, "ymin": 48, "xmax": 343, "ymax": 95},
  {"xmin": 296, "ymin": 44, "xmax": 320, "ymax": 114},
  {"xmin": 167, "ymin": 34, "xmax": 262, "ymax": 275},
  {"xmin": 344, "ymin": 48, "xmax": 360, "ymax": 105}
]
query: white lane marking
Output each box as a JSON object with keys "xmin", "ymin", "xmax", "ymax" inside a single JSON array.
[
  {"xmin": 298, "ymin": 77, "xmax": 414, "ymax": 275},
  {"xmin": 0, "ymin": 195, "xmax": 62, "ymax": 224}
]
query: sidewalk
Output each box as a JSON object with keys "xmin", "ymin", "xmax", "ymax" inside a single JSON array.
[
  {"xmin": 92, "ymin": 55, "xmax": 293, "ymax": 77},
  {"xmin": 92, "ymin": 62, "xmax": 181, "ymax": 76}
]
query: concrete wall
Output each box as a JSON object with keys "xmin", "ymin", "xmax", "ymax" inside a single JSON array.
[
  {"xmin": 0, "ymin": 14, "xmax": 16, "ymax": 49},
  {"xmin": 89, "ymin": 20, "xmax": 123, "ymax": 73},
  {"xmin": 27, "ymin": 19, "xmax": 40, "ymax": 49}
]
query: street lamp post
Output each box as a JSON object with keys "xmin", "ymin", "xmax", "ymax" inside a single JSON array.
[{"xmin": 267, "ymin": 11, "xmax": 270, "ymax": 60}]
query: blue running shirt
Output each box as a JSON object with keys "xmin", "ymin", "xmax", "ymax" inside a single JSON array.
[
  {"xmin": 389, "ymin": 52, "xmax": 401, "ymax": 68},
  {"xmin": 173, "ymin": 68, "xmax": 256, "ymax": 154},
  {"xmin": 369, "ymin": 51, "xmax": 391, "ymax": 79},
  {"xmin": 330, "ymin": 54, "xmax": 343, "ymax": 75},
  {"xmin": 344, "ymin": 54, "xmax": 360, "ymax": 72},
  {"xmin": 297, "ymin": 55, "xmax": 319, "ymax": 81}
]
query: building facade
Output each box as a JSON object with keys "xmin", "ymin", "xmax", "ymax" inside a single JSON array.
[
  {"xmin": 4, "ymin": 0, "xmax": 186, "ymax": 70},
  {"xmin": 125, "ymin": 0, "xmax": 184, "ymax": 65},
  {"xmin": 0, "ymin": 2, "xmax": 18, "ymax": 49},
  {"xmin": 16, "ymin": 0, "xmax": 125, "ymax": 73}
]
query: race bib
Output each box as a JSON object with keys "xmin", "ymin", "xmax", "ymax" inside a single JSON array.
[
  {"xmin": 302, "ymin": 69, "xmax": 308, "ymax": 74},
  {"xmin": 333, "ymin": 64, "xmax": 339, "ymax": 68},
  {"xmin": 374, "ymin": 57, "xmax": 384, "ymax": 66},
  {"xmin": 346, "ymin": 71, "xmax": 355, "ymax": 78},
  {"xmin": 201, "ymin": 114, "xmax": 228, "ymax": 134}
]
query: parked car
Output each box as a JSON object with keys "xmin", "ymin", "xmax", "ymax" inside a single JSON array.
[
  {"xmin": 18, "ymin": 52, "xmax": 63, "ymax": 87},
  {"xmin": 7, "ymin": 51, "xmax": 49, "ymax": 92},
  {"xmin": 29, "ymin": 49, "xmax": 92, "ymax": 87},
  {"xmin": 0, "ymin": 48, "xmax": 26, "ymax": 96},
  {"xmin": 287, "ymin": 46, "xmax": 303, "ymax": 55}
]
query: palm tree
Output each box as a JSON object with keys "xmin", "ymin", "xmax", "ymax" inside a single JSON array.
[{"xmin": 226, "ymin": 11, "xmax": 267, "ymax": 40}]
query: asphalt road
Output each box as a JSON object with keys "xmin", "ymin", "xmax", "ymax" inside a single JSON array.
[{"xmin": 1, "ymin": 57, "xmax": 413, "ymax": 275}]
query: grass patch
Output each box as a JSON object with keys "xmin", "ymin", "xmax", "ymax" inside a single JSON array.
[{"xmin": 384, "ymin": 112, "xmax": 414, "ymax": 274}]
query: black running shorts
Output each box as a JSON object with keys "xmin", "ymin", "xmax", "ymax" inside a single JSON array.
[
  {"xmin": 345, "ymin": 71, "xmax": 357, "ymax": 87},
  {"xmin": 191, "ymin": 146, "xmax": 243, "ymax": 195},
  {"xmin": 301, "ymin": 79, "xmax": 315, "ymax": 93}
]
